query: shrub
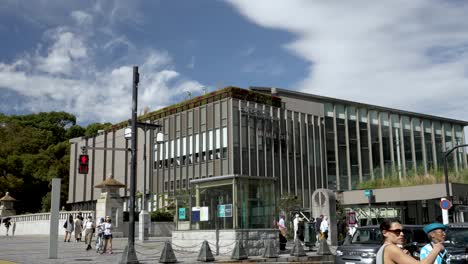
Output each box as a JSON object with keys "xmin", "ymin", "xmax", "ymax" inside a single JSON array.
[{"xmin": 150, "ymin": 210, "xmax": 174, "ymax": 222}]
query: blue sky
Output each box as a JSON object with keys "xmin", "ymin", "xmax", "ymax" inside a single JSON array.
[{"xmin": 0, "ymin": 0, "xmax": 467, "ymax": 139}]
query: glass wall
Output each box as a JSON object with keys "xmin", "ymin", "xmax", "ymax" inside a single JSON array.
[{"xmin": 237, "ymin": 179, "xmax": 276, "ymax": 229}]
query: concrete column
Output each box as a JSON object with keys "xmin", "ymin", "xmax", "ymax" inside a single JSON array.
[
  {"xmin": 49, "ymin": 178, "xmax": 61, "ymax": 259},
  {"xmin": 410, "ymin": 118, "xmax": 417, "ymax": 174},
  {"xmin": 356, "ymin": 109, "xmax": 363, "ymax": 182},
  {"xmin": 452, "ymin": 125, "xmax": 458, "ymax": 172},
  {"xmin": 378, "ymin": 112, "xmax": 385, "ymax": 178},
  {"xmin": 431, "ymin": 122, "xmax": 438, "ymax": 170},
  {"xmin": 367, "ymin": 111, "xmax": 374, "ymax": 179},
  {"xmin": 421, "ymin": 120, "xmax": 428, "ymax": 174},
  {"xmin": 389, "ymin": 113, "xmax": 395, "ymax": 174},
  {"xmin": 345, "ymin": 107, "xmax": 351, "ymax": 190},
  {"xmin": 462, "ymin": 129, "xmax": 468, "ymax": 169},
  {"xmin": 319, "ymin": 117, "xmax": 325, "ymax": 188},
  {"xmin": 399, "ymin": 116, "xmax": 407, "ymax": 178},
  {"xmin": 285, "ymin": 109, "xmax": 290, "ymax": 193},
  {"xmin": 333, "ymin": 105, "xmax": 340, "ymax": 189},
  {"xmin": 312, "ymin": 116, "xmax": 318, "ymax": 190}
]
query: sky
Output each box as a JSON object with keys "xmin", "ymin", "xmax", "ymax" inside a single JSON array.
[{"xmin": 0, "ymin": 0, "xmax": 467, "ymax": 139}]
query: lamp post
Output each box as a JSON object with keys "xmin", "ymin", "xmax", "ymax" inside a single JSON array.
[{"xmin": 121, "ymin": 66, "xmax": 140, "ymax": 264}]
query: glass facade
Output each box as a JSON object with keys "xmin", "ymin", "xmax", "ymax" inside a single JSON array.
[{"xmin": 322, "ymin": 102, "xmax": 467, "ymax": 191}]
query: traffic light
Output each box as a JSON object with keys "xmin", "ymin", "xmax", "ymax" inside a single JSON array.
[{"xmin": 78, "ymin": 154, "xmax": 89, "ymax": 174}]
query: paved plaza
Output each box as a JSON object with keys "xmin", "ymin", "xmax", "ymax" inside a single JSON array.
[{"xmin": 0, "ymin": 235, "xmax": 335, "ymax": 263}]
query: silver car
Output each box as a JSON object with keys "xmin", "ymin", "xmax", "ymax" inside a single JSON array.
[{"xmin": 335, "ymin": 225, "xmax": 426, "ymax": 264}]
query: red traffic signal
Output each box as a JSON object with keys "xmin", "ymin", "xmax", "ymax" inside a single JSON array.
[{"xmin": 78, "ymin": 154, "xmax": 89, "ymax": 174}]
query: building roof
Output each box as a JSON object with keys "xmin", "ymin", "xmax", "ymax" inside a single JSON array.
[
  {"xmin": 86, "ymin": 86, "xmax": 282, "ymax": 135},
  {"xmin": 95, "ymin": 176, "xmax": 126, "ymax": 188},
  {"xmin": 250, "ymin": 86, "xmax": 468, "ymax": 126},
  {"xmin": 0, "ymin": 192, "xmax": 16, "ymax": 201}
]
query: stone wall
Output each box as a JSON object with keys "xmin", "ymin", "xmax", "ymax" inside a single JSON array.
[{"xmin": 172, "ymin": 229, "xmax": 279, "ymax": 256}]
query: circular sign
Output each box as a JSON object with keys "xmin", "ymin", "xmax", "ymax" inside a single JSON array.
[{"xmin": 440, "ymin": 199, "xmax": 452, "ymax": 210}]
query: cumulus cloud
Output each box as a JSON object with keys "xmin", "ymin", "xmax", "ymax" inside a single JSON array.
[
  {"xmin": 228, "ymin": 0, "xmax": 468, "ymax": 137},
  {"xmin": 0, "ymin": 6, "xmax": 203, "ymax": 124}
]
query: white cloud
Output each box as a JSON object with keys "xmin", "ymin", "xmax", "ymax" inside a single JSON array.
[
  {"xmin": 0, "ymin": 6, "xmax": 203, "ymax": 125},
  {"xmin": 228, "ymin": 0, "xmax": 468, "ymax": 138}
]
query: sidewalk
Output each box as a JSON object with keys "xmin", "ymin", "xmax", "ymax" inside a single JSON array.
[{"xmin": 0, "ymin": 235, "xmax": 335, "ymax": 263}]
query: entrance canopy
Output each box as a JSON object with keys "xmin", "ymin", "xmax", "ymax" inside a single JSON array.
[{"xmin": 189, "ymin": 175, "xmax": 276, "ymax": 230}]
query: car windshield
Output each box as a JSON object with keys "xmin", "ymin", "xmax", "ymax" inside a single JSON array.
[
  {"xmin": 445, "ymin": 228, "xmax": 468, "ymax": 247},
  {"xmin": 351, "ymin": 228, "xmax": 381, "ymax": 244},
  {"xmin": 351, "ymin": 227, "xmax": 428, "ymax": 245}
]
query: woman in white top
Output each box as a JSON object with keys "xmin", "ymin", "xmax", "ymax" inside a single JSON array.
[
  {"xmin": 84, "ymin": 216, "xmax": 95, "ymax": 250},
  {"xmin": 103, "ymin": 216, "xmax": 113, "ymax": 254},
  {"xmin": 376, "ymin": 218, "xmax": 443, "ymax": 264}
]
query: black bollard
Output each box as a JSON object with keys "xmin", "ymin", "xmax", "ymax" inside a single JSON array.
[
  {"xmin": 316, "ymin": 239, "xmax": 332, "ymax": 255},
  {"xmin": 290, "ymin": 239, "xmax": 306, "ymax": 257},
  {"xmin": 197, "ymin": 240, "xmax": 215, "ymax": 262},
  {"xmin": 262, "ymin": 239, "xmax": 278, "ymax": 258},
  {"xmin": 159, "ymin": 241, "xmax": 177, "ymax": 263},
  {"xmin": 231, "ymin": 240, "xmax": 248, "ymax": 260}
]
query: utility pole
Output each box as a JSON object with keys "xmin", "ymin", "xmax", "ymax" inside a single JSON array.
[{"xmin": 121, "ymin": 66, "xmax": 140, "ymax": 264}]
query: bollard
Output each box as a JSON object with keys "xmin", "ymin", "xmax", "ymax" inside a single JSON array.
[
  {"xmin": 197, "ymin": 240, "xmax": 215, "ymax": 262},
  {"xmin": 316, "ymin": 238, "xmax": 332, "ymax": 255},
  {"xmin": 290, "ymin": 239, "xmax": 306, "ymax": 257},
  {"xmin": 262, "ymin": 239, "xmax": 278, "ymax": 258},
  {"xmin": 231, "ymin": 240, "xmax": 248, "ymax": 260},
  {"xmin": 159, "ymin": 241, "xmax": 177, "ymax": 263}
]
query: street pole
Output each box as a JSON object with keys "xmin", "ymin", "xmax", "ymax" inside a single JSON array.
[{"xmin": 121, "ymin": 66, "xmax": 139, "ymax": 264}]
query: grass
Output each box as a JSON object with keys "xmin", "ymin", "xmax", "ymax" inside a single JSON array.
[{"xmin": 357, "ymin": 167, "xmax": 468, "ymax": 189}]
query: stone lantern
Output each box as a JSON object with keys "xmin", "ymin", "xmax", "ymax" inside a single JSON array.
[
  {"xmin": 0, "ymin": 192, "xmax": 17, "ymax": 217},
  {"xmin": 95, "ymin": 174, "xmax": 126, "ymax": 236}
]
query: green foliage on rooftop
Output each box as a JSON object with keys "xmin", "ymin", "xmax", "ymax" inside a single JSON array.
[{"xmin": 358, "ymin": 167, "xmax": 468, "ymax": 189}]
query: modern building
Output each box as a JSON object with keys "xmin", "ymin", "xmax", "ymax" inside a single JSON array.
[{"xmin": 68, "ymin": 86, "xmax": 468, "ymax": 226}]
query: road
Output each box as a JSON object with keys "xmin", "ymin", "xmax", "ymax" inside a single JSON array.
[{"xmin": 0, "ymin": 235, "xmax": 334, "ymax": 263}]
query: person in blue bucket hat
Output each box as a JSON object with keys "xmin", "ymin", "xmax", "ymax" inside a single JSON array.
[{"xmin": 420, "ymin": 223, "xmax": 448, "ymax": 264}]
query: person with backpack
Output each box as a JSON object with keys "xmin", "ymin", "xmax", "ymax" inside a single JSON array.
[{"xmin": 63, "ymin": 214, "xmax": 74, "ymax": 242}]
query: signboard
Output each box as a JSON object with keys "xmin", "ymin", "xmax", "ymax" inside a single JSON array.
[
  {"xmin": 348, "ymin": 211, "xmax": 357, "ymax": 227},
  {"xmin": 200, "ymin": 206, "xmax": 209, "ymax": 221},
  {"xmin": 440, "ymin": 199, "xmax": 452, "ymax": 210},
  {"xmin": 455, "ymin": 205, "xmax": 468, "ymax": 212},
  {"xmin": 218, "ymin": 204, "xmax": 233, "ymax": 218},
  {"xmin": 192, "ymin": 207, "xmax": 200, "ymax": 222},
  {"xmin": 179, "ymin": 208, "xmax": 186, "ymax": 220}
]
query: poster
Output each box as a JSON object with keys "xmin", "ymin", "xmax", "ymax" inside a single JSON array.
[
  {"xmin": 200, "ymin": 206, "xmax": 209, "ymax": 221},
  {"xmin": 179, "ymin": 208, "xmax": 186, "ymax": 220},
  {"xmin": 192, "ymin": 207, "xmax": 200, "ymax": 222}
]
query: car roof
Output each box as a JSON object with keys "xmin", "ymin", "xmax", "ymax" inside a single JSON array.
[{"xmin": 357, "ymin": 225, "xmax": 424, "ymax": 229}]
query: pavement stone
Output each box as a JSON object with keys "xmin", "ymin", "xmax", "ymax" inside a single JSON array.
[{"xmin": 0, "ymin": 235, "xmax": 335, "ymax": 263}]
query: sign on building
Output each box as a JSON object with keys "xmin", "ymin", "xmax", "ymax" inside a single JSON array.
[
  {"xmin": 217, "ymin": 204, "xmax": 233, "ymax": 218},
  {"xmin": 179, "ymin": 208, "xmax": 186, "ymax": 220}
]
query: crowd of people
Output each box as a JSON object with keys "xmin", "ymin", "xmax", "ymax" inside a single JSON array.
[{"xmin": 62, "ymin": 213, "xmax": 113, "ymax": 254}]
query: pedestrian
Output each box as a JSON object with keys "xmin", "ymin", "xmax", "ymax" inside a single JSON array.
[
  {"xmin": 84, "ymin": 215, "xmax": 95, "ymax": 250},
  {"xmin": 96, "ymin": 217, "xmax": 105, "ymax": 253},
  {"xmin": 420, "ymin": 223, "xmax": 448, "ymax": 264},
  {"xmin": 315, "ymin": 214, "xmax": 323, "ymax": 242},
  {"xmin": 12, "ymin": 220, "xmax": 16, "ymax": 237},
  {"xmin": 102, "ymin": 216, "xmax": 113, "ymax": 254},
  {"xmin": 4, "ymin": 220, "xmax": 11, "ymax": 236},
  {"xmin": 338, "ymin": 216, "xmax": 347, "ymax": 242},
  {"xmin": 277, "ymin": 214, "xmax": 287, "ymax": 250},
  {"xmin": 320, "ymin": 215, "xmax": 329, "ymax": 240},
  {"xmin": 376, "ymin": 218, "xmax": 444, "ymax": 264},
  {"xmin": 63, "ymin": 214, "xmax": 74, "ymax": 242},
  {"xmin": 74, "ymin": 214, "xmax": 83, "ymax": 242},
  {"xmin": 293, "ymin": 214, "xmax": 302, "ymax": 241}
]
